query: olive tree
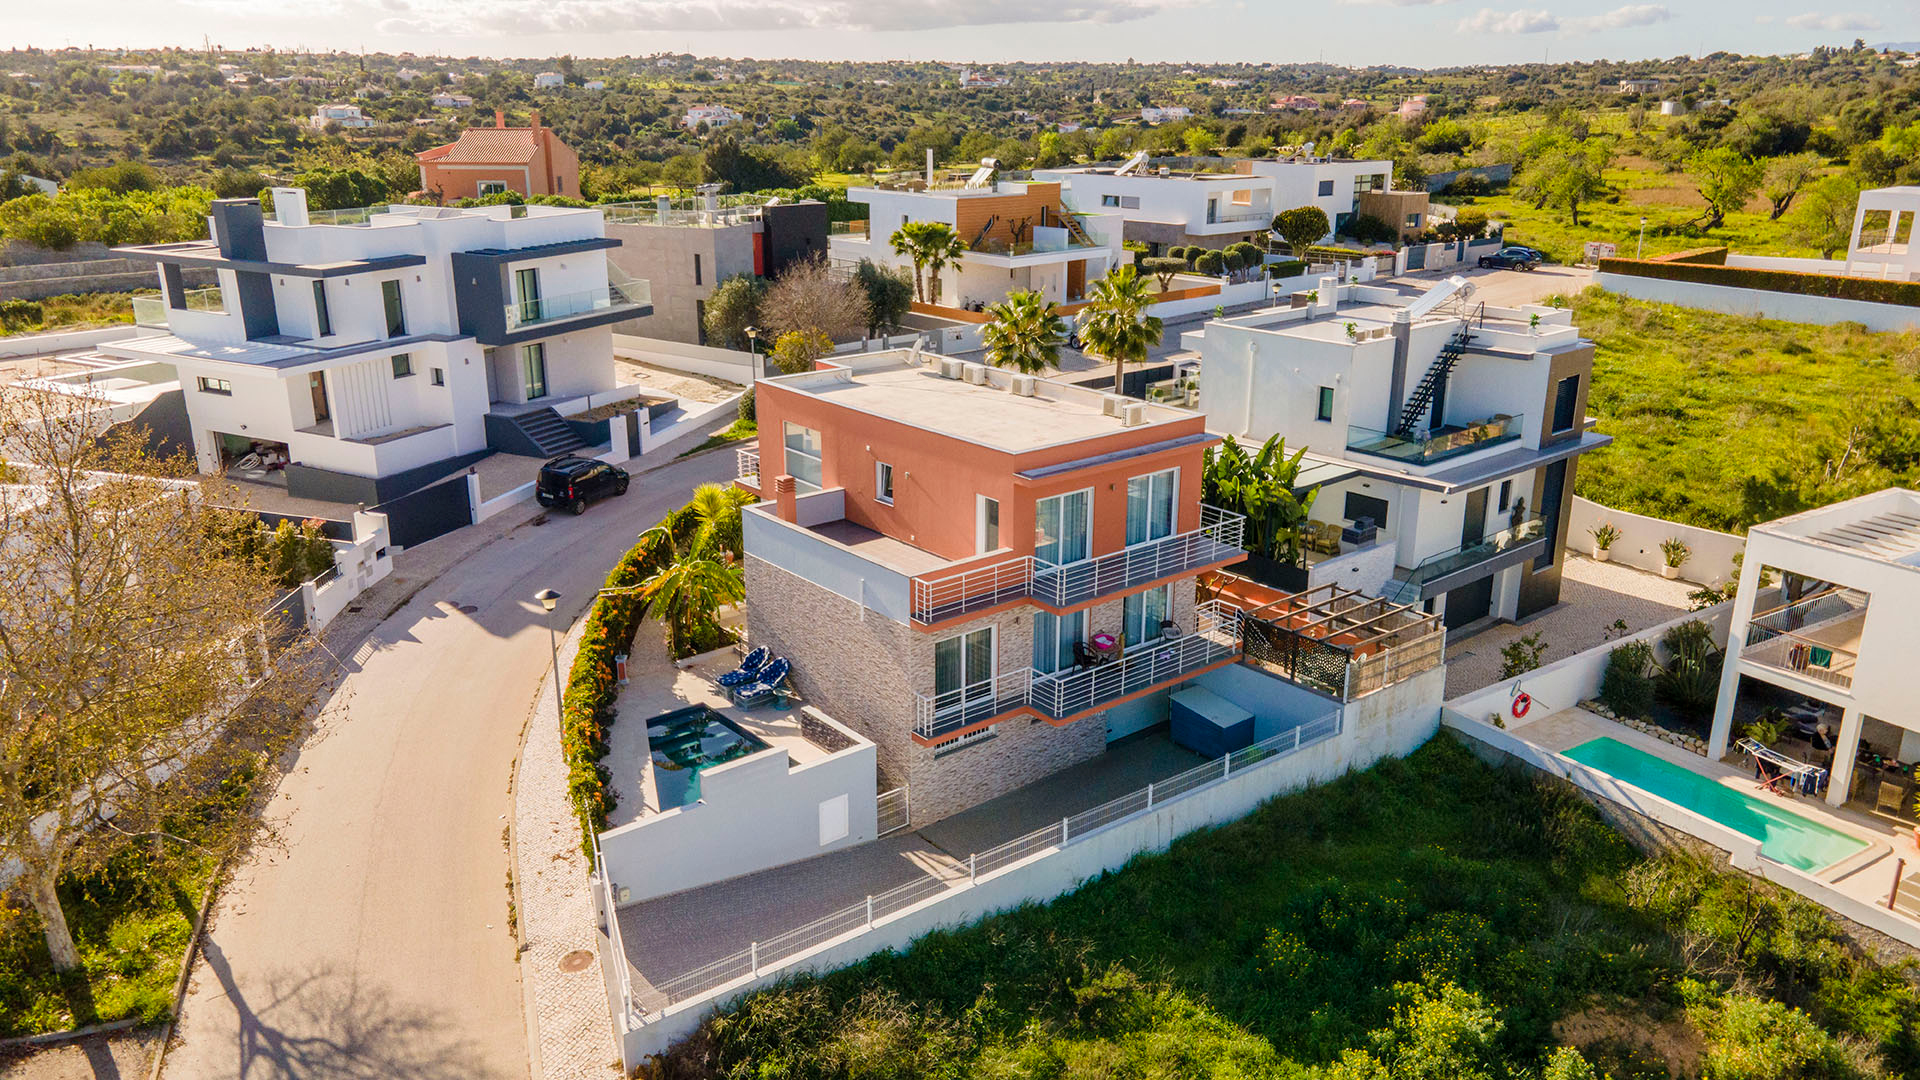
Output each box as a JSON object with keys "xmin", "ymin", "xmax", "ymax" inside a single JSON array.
[{"xmin": 1271, "ymin": 205, "xmax": 1332, "ymax": 257}]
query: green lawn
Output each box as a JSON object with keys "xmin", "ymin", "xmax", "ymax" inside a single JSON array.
[
  {"xmin": 1462, "ymin": 175, "xmax": 1813, "ymax": 267},
  {"xmin": 0, "ymin": 291, "xmax": 141, "ymax": 337},
  {"xmin": 1567, "ymin": 288, "xmax": 1920, "ymax": 536},
  {"xmin": 676, "ymin": 418, "xmax": 757, "ymax": 459},
  {"xmin": 660, "ymin": 735, "xmax": 1917, "ymax": 1079}
]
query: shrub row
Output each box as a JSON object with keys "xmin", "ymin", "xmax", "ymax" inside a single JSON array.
[
  {"xmin": 1267, "ymin": 260, "xmax": 1308, "ymax": 278},
  {"xmin": 1598, "ymin": 254, "xmax": 1920, "ymax": 308}
]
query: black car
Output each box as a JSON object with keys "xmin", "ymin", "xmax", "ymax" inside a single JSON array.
[
  {"xmin": 1478, "ymin": 247, "xmax": 1542, "ymax": 270},
  {"xmin": 536, "ymin": 455, "xmax": 630, "ymax": 515}
]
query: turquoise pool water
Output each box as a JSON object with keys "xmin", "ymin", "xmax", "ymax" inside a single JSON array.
[{"xmin": 1561, "ymin": 737, "xmax": 1868, "ymax": 872}]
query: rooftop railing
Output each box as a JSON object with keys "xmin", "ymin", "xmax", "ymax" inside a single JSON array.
[
  {"xmin": 1207, "ymin": 206, "xmax": 1275, "ymax": 225},
  {"xmin": 504, "ymin": 281, "xmax": 650, "ymax": 331},
  {"xmin": 736, "ymin": 448, "xmax": 760, "ymax": 486},
  {"xmin": 1741, "ymin": 590, "xmax": 1868, "ymax": 691},
  {"xmin": 130, "ymin": 295, "xmax": 168, "ymax": 327},
  {"xmin": 1345, "ymin": 413, "xmax": 1524, "ymax": 467},
  {"xmin": 600, "ymin": 195, "xmax": 771, "ymax": 227}
]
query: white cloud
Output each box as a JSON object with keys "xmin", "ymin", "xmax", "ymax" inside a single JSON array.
[
  {"xmin": 1457, "ymin": 7, "xmax": 1559, "ymax": 33},
  {"xmin": 1784, "ymin": 11, "xmax": 1882, "ymax": 30},
  {"xmin": 364, "ymin": 0, "xmax": 1186, "ymax": 35},
  {"xmin": 1341, "ymin": 0, "xmax": 1457, "ymax": 7},
  {"xmin": 1566, "ymin": 3, "xmax": 1669, "ymax": 31}
]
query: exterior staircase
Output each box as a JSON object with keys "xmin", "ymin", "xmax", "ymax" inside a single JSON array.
[
  {"xmin": 1894, "ymin": 871, "xmax": 1920, "ymax": 923},
  {"xmin": 1394, "ymin": 324, "xmax": 1473, "ymax": 438},
  {"xmin": 489, "ymin": 406, "xmax": 586, "ymax": 457}
]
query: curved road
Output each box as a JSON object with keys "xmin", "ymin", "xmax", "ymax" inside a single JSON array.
[{"xmin": 161, "ymin": 446, "xmax": 739, "ymax": 1079}]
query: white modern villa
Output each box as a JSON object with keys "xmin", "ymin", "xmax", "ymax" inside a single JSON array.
[
  {"xmin": 1708, "ymin": 489, "xmax": 1920, "ymax": 809},
  {"xmin": 106, "ymin": 190, "xmax": 649, "ymax": 504},
  {"xmin": 1188, "ymin": 276, "xmax": 1609, "ymax": 629}
]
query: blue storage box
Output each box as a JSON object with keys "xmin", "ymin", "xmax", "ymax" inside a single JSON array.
[{"xmin": 1169, "ymin": 686, "xmax": 1254, "ymax": 758}]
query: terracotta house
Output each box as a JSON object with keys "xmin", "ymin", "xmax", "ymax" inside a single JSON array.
[{"xmin": 415, "ymin": 110, "xmax": 580, "ymax": 202}]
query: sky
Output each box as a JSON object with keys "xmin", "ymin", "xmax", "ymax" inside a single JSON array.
[{"xmin": 0, "ymin": 0, "xmax": 1910, "ymax": 67}]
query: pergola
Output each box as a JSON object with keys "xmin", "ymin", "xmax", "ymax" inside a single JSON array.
[{"xmin": 1234, "ymin": 579, "xmax": 1441, "ymax": 698}]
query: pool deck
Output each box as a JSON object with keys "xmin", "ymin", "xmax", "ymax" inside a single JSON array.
[{"xmin": 1513, "ymin": 706, "xmax": 1917, "ymax": 913}]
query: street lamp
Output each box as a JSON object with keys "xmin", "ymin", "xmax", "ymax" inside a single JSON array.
[
  {"xmin": 535, "ymin": 588, "xmax": 563, "ymax": 720},
  {"xmin": 1637, "ymin": 216, "xmax": 1648, "ymax": 260}
]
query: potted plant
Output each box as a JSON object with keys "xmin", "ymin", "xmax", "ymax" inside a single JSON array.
[
  {"xmin": 1344, "ymin": 321, "xmax": 1358, "ymax": 341},
  {"xmin": 1659, "ymin": 537, "xmax": 1690, "ymax": 579},
  {"xmin": 1589, "ymin": 522, "xmax": 1621, "ymax": 562},
  {"xmin": 1528, "ymin": 312, "xmax": 1541, "ymax": 333}
]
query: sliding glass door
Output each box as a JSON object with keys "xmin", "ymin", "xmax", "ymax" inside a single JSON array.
[
  {"xmin": 1122, "ymin": 584, "xmax": 1172, "ymax": 645},
  {"xmin": 1125, "ymin": 468, "xmax": 1178, "ymax": 546},
  {"xmin": 1034, "ymin": 490, "xmax": 1091, "ymax": 566},
  {"xmin": 1031, "ymin": 610, "xmax": 1086, "ymax": 675},
  {"xmin": 933, "ymin": 627, "xmax": 996, "ymax": 720}
]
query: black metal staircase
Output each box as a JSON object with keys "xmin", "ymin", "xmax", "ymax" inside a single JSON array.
[{"xmin": 1394, "ymin": 324, "xmax": 1474, "ymax": 437}]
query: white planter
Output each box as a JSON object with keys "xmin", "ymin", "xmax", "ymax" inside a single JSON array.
[
  {"xmin": 1661, "ymin": 565, "xmax": 1680, "ymax": 580},
  {"xmin": 1593, "ymin": 547, "xmax": 1611, "ymax": 562}
]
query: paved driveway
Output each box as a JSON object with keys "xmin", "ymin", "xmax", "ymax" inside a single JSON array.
[
  {"xmin": 1385, "ymin": 264, "xmax": 1594, "ymax": 308},
  {"xmin": 160, "ymin": 440, "xmax": 738, "ymax": 1080}
]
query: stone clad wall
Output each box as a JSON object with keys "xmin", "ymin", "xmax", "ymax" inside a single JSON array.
[{"xmin": 908, "ymin": 715, "xmax": 1107, "ymax": 825}]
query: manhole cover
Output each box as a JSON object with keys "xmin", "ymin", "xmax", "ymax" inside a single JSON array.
[{"xmin": 558, "ymin": 949, "xmax": 595, "ymax": 973}]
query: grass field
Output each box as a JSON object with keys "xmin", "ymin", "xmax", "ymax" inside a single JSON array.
[
  {"xmin": 659, "ymin": 735, "xmax": 1916, "ymax": 1079},
  {"xmin": 0, "ymin": 291, "xmax": 142, "ymax": 337},
  {"xmin": 1568, "ymin": 288, "xmax": 1920, "ymax": 535}
]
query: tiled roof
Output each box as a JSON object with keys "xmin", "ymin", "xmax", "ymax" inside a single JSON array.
[{"xmin": 419, "ymin": 127, "xmax": 541, "ymax": 165}]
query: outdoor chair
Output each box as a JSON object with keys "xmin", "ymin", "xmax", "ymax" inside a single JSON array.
[
  {"xmin": 733, "ymin": 657, "xmax": 791, "ymax": 708},
  {"xmin": 716, "ymin": 646, "xmax": 772, "ymax": 688}
]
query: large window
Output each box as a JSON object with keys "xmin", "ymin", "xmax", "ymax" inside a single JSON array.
[
  {"xmin": 1123, "ymin": 584, "xmax": 1173, "ymax": 645},
  {"xmin": 1031, "ymin": 610, "xmax": 1086, "ymax": 675},
  {"xmin": 1344, "ymin": 491, "xmax": 1389, "ymax": 529},
  {"xmin": 1316, "ymin": 386, "xmax": 1335, "ymax": 421},
  {"xmin": 515, "ymin": 267, "xmax": 542, "ymax": 323},
  {"xmin": 1035, "ymin": 490, "xmax": 1091, "ymax": 566},
  {"xmin": 1551, "ymin": 374, "xmax": 1580, "ymax": 434},
  {"xmin": 783, "ymin": 422, "xmax": 823, "ymax": 492},
  {"xmin": 381, "ymin": 280, "xmax": 406, "ymax": 337},
  {"xmin": 390, "ymin": 353, "xmax": 413, "ymax": 379},
  {"xmin": 1125, "ymin": 468, "xmax": 1177, "ymax": 546},
  {"xmin": 875, "ymin": 461, "xmax": 894, "ymax": 505},
  {"xmin": 1536, "ymin": 460, "xmax": 1568, "ymax": 570},
  {"xmin": 521, "ymin": 342, "xmax": 548, "ymax": 399},
  {"xmin": 312, "ymin": 280, "xmax": 332, "ymax": 337},
  {"xmin": 933, "ymin": 627, "xmax": 995, "ymax": 718}
]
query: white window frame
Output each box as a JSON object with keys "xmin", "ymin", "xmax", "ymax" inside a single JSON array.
[
  {"xmin": 875, "ymin": 461, "xmax": 895, "ymax": 505},
  {"xmin": 932, "ymin": 625, "xmax": 997, "ymax": 720},
  {"xmin": 196, "ymin": 376, "xmax": 232, "ymax": 396},
  {"xmin": 976, "ymin": 495, "xmax": 1000, "ymax": 554},
  {"xmin": 1031, "ymin": 608, "xmax": 1088, "ymax": 676},
  {"xmin": 1034, "ymin": 487, "xmax": 1095, "ymax": 567},
  {"xmin": 1122, "ymin": 583, "xmax": 1175, "ymax": 646},
  {"xmin": 1125, "ymin": 468, "xmax": 1179, "ymax": 548},
  {"xmin": 477, "ymin": 180, "xmax": 508, "ymax": 196},
  {"xmin": 783, "ymin": 421, "xmax": 823, "ymax": 493}
]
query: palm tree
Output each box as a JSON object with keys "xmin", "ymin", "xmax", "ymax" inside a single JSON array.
[
  {"xmin": 1076, "ymin": 265, "xmax": 1164, "ymax": 399},
  {"xmin": 889, "ymin": 221, "xmax": 965, "ymax": 305},
  {"xmin": 980, "ymin": 290, "xmax": 1063, "ymax": 375},
  {"xmin": 639, "ymin": 555, "xmax": 744, "ymax": 658},
  {"xmin": 683, "ymin": 481, "xmax": 754, "ymax": 560}
]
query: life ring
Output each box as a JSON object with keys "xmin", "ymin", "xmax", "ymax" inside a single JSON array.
[{"xmin": 1511, "ymin": 692, "xmax": 1532, "ymax": 719}]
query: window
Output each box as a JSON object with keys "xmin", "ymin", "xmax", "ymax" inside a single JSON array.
[
  {"xmin": 1551, "ymin": 374, "xmax": 1580, "ymax": 434},
  {"xmin": 1034, "ymin": 490, "xmax": 1091, "ymax": 566},
  {"xmin": 1122, "ymin": 584, "xmax": 1173, "ymax": 645},
  {"xmin": 1101, "ymin": 194, "xmax": 1121, "ymax": 207},
  {"xmin": 390, "ymin": 353, "xmax": 413, "ymax": 379},
  {"xmin": 515, "ymin": 267, "xmax": 542, "ymax": 323},
  {"xmin": 783, "ymin": 422, "xmax": 823, "ymax": 492},
  {"xmin": 1316, "ymin": 386, "xmax": 1335, "ymax": 421},
  {"xmin": 1317, "ymin": 179, "xmax": 1334, "ymax": 197},
  {"xmin": 1404, "ymin": 213, "xmax": 1422, "ymax": 229},
  {"xmin": 431, "ymin": 367, "xmax": 446, "ymax": 387},
  {"xmin": 477, "ymin": 180, "xmax": 507, "ymax": 195},
  {"xmin": 695, "ymin": 299, "xmax": 708, "ymax": 345},
  {"xmin": 933, "ymin": 627, "xmax": 995, "ymax": 719},
  {"xmin": 522, "ymin": 342, "xmax": 548, "ymax": 399},
  {"xmin": 556, "ymin": 175, "xmax": 566, "ymax": 194},
  {"xmin": 1498, "ymin": 479, "xmax": 1512, "ymax": 512},
  {"xmin": 977, "ymin": 496, "xmax": 1000, "ymax": 553},
  {"xmin": 1536, "ymin": 460, "xmax": 1568, "ymax": 569},
  {"xmin": 1344, "ymin": 491, "xmax": 1389, "ymax": 530},
  {"xmin": 197, "ymin": 376, "xmax": 232, "ymax": 395},
  {"xmin": 381, "ymin": 280, "xmax": 406, "ymax": 337},
  {"xmin": 1031, "ymin": 609, "xmax": 1087, "ymax": 675},
  {"xmin": 693, "ymin": 253, "xmax": 703, "ymax": 286},
  {"xmin": 312, "ymin": 280, "xmax": 332, "ymax": 337},
  {"xmin": 875, "ymin": 461, "xmax": 895, "ymax": 505},
  {"xmin": 1125, "ymin": 468, "xmax": 1177, "ymax": 546}
]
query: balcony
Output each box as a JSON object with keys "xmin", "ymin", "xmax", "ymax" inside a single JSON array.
[
  {"xmin": 736, "ymin": 448, "xmax": 760, "ymax": 489},
  {"xmin": 1381, "ymin": 511, "xmax": 1546, "ymax": 605},
  {"xmin": 1346, "ymin": 413, "xmax": 1524, "ymax": 468},
  {"xmin": 1741, "ymin": 590, "xmax": 1867, "ymax": 692},
  {"xmin": 908, "ymin": 505, "xmax": 1245, "ymax": 625},
  {"xmin": 504, "ymin": 281, "xmax": 651, "ymax": 332},
  {"xmin": 1203, "ymin": 206, "xmax": 1274, "ymax": 226},
  {"xmin": 911, "ymin": 600, "xmax": 1242, "ymax": 741},
  {"xmin": 829, "ymin": 220, "xmax": 869, "ymax": 237}
]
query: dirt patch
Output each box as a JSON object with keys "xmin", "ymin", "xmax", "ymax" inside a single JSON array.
[
  {"xmin": 0, "ymin": 356, "xmax": 87, "ymax": 384},
  {"xmin": 614, "ymin": 359, "xmax": 741, "ymax": 404},
  {"xmin": 0, "ymin": 1027, "xmax": 162, "ymax": 1080},
  {"xmin": 571, "ymin": 397, "xmax": 667, "ymax": 423},
  {"xmin": 1555, "ymin": 1000, "xmax": 1706, "ymax": 1079}
]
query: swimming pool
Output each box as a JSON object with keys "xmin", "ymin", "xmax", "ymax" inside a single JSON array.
[
  {"xmin": 648, "ymin": 706, "xmax": 769, "ymax": 809},
  {"xmin": 1561, "ymin": 736, "xmax": 1868, "ymax": 872}
]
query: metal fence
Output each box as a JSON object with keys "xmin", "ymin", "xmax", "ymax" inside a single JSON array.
[
  {"xmin": 623, "ymin": 707, "xmax": 1343, "ymax": 1020},
  {"xmin": 876, "ymin": 786, "xmax": 911, "ymax": 836},
  {"xmin": 1346, "ymin": 628, "xmax": 1447, "ymax": 699}
]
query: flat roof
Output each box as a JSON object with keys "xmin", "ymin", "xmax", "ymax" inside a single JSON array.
[
  {"xmin": 770, "ymin": 358, "xmax": 1194, "ymax": 455},
  {"xmin": 1759, "ymin": 488, "xmax": 1920, "ymax": 568}
]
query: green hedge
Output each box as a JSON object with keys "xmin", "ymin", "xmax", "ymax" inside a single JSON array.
[
  {"xmin": 1267, "ymin": 260, "xmax": 1308, "ymax": 278},
  {"xmin": 1304, "ymin": 244, "xmax": 1375, "ymax": 261},
  {"xmin": 1598, "ymin": 255, "xmax": 1920, "ymax": 308}
]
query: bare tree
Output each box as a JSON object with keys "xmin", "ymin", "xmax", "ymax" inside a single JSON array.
[
  {"xmin": 0, "ymin": 387, "xmax": 315, "ymax": 970},
  {"xmin": 759, "ymin": 255, "xmax": 869, "ymax": 344}
]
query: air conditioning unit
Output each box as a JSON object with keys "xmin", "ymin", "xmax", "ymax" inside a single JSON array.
[
  {"xmin": 1121, "ymin": 403, "xmax": 1147, "ymax": 427},
  {"xmin": 963, "ymin": 363, "xmax": 988, "ymax": 385},
  {"xmin": 938, "ymin": 358, "xmax": 965, "ymax": 379},
  {"xmin": 1102, "ymin": 394, "xmax": 1129, "ymax": 417},
  {"xmin": 1009, "ymin": 374, "xmax": 1036, "ymax": 397}
]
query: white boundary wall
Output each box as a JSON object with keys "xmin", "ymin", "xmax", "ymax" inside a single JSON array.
[
  {"xmin": 0, "ymin": 324, "xmax": 144, "ymax": 359},
  {"xmin": 1567, "ymin": 495, "xmax": 1746, "ymax": 585},
  {"xmin": 613, "ymin": 334, "xmax": 758, "ymax": 383},
  {"xmin": 1597, "ymin": 271, "xmax": 1920, "ymax": 332}
]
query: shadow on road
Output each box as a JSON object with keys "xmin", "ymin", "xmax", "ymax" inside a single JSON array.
[{"xmin": 190, "ymin": 944, "xmax": 503, "ymax": 1079}]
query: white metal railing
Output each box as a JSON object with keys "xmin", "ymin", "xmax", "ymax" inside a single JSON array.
[
  {"xmin": 594, "ymin": 834, "xmax": 645, "ymax": 1031},
  {"xmin": 876, "ymin": 786, "xmax": 911, "ymax": 836},
  {"xmin": 1027, "ymin": 599, "xmax": 1240, "ymax": 719},
  {"xmin": 1742, "ymin": 589, "xmax": 1866, "ymax": 690},
  {"xmin": 626, "ymin": 706, "xmax": 1342, "ymax": 1020},
  {"xmin": 912, "ymin": 669, "xmax": 1032, "ymax": 740},
  {"xmin": 736, "ymin": 448, "xmax": 760, "ymax": 484},
  {"xmin": 908, "ymin": 505, "xmax": 1245, "ymax": 624}
]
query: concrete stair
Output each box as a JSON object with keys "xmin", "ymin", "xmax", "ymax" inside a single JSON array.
[{"xmin": 492, "ymin": 407, "xmax": 586, "ymax": 457}]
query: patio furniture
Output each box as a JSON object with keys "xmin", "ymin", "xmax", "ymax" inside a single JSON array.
[
  {"xmin": 733, "ymin": 657, "xmax": 791, "ymax": 708},
  {"xmin": 716, "ymin": 646, "xmax": 772, "ymax": 688}
]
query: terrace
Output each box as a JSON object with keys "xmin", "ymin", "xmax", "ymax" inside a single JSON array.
[
  {"xmin": 1227, "ymin": 578, "xmax": 1446, "ymax": 700},
  {"xmin": 1740, "ymin": 590, "xmax": 1868, "ymax": 692}
]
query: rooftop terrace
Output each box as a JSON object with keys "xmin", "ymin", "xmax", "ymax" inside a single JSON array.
[{"xmin": 1759, "ymin": 488, "xmax": 1920, "ymax": 569}]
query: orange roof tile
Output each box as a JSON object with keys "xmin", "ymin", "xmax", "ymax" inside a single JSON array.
[{"xmin": 417, "ymin": 127, "xmax": 541, "ymax": 165}]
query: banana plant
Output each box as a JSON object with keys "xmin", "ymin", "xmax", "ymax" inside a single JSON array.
[{"xmin": 1203, "ymin": 434, "xmax": 1318, "ymax": 565}]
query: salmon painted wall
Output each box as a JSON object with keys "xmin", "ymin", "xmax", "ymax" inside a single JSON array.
[{"xmin": 757, "ymin": 375, "xmax": 1216, "ymax": 569}]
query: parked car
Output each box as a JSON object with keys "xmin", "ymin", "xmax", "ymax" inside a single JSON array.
[
  {"xmin": 1478, "ymin": 247, "xmax": 1541, "ymax": 270},
  {"xmin": 535, "ymin": 455, "xmax": 630, "ymax": 515},
  {"xmin": 1506, "ymin": 245, "xmax": 1548, "ymax": 262}
]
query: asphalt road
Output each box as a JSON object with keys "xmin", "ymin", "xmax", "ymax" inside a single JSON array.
[{"xmin": 160, "ymin": 444, "xmax": 740, "ymax": 1080}]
